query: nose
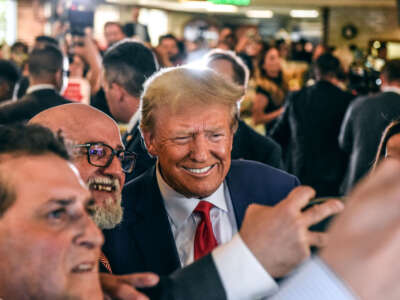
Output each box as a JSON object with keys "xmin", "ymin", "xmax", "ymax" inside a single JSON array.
[
  {"xmin": 102, "ymin": 155, "xmax": 125, "ymax": 186},
  {"xmin": 190, "ymin": 135, "xmax": 209, "ymax": 162},
  {"xmin": 74, "ymin": 214, "xmax": 104, "ymax": 249}
]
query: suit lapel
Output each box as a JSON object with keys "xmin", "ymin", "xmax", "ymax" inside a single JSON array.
[
  {"xmin": 126, "ymin": 167, "xmax": 181, "ymax": 275},
  {"xmin": 225, "ymin": 163, "xmax": 252, "ymax": 229}
]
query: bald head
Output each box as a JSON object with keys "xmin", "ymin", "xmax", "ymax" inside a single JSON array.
[
  {"xmin": 29, "ymin": 103, "xmax": 118, "ymax": 141},
  {"xmin": 29, "ymin": 103, "xmax": 126, "ymax": 230}
]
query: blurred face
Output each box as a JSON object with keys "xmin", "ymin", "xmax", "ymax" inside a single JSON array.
[
  {"xmin": 208, "ymin": 59, "xmax": 235, "ymax": 84},
  {"xmin": 144, "ymin": 103, "xmax": 234, "ymax": 198},
  {"xmin": 72, "ymin": 116, "xmax": 126, "ymax": 229},
  {"xmin": 263, "ymin": 48, "xmax": 281, "ymax": 78},
  {"xmin": 159, "ymin": 38, "xmax": 179, "ymax": 59},
  {"xmin": 0, "ymin": 154, "xmax": 103, "ymax": 300},
  {"xmin": 386, "ymin": 133, "xmax": 400, "ymax": 162},
  {"xmin": 104, "ymin": 24, "xmax": 125, "ymax": 47}
]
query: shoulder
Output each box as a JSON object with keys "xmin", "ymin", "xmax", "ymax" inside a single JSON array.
[{"xmin": 228, "ymin": 160, "xmax": 299, "ymax": 186}]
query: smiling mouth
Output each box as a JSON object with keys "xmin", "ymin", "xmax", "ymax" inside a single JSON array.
[
  {"xmin": 89, "ymin": 183, "xmax": 115, "ymax": 192},
  {"xmin": 183, "ymin": 165, "xmax": 215, "ymax": 174},
  {"xmin": 71, "ymin": 262, "xmax": 95, "ymax": 273},
  {"xmin": 87, "ymin": 177, "xmax": 119, "ymax": 193}
]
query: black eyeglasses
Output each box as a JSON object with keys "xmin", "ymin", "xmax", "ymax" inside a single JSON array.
[{"xmin": 74, "ymin": 142, "xmax": 136, "ymax": 173}]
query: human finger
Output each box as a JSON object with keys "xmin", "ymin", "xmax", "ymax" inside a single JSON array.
[
  {"xmin": 302, "ymin": 199, "xmax": 344, "ymax": 227},
  {"xmin": 118, "ymin": 273, "xmax": 160, "ymax": 288},
  {"xmin": 283, "ymin": 185, "xmax": 316, "ymax": 212}
]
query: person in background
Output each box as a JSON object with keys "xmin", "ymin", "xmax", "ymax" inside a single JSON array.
[
  {"xmin": 104, "ymin": 21, "xmax": 126, "ymax": 49},
  {"xmin": 271, "ymin": 53, "xmax": 354, "ymax": 197},
  {"xmin": 252, "ymin": 45, "xmax": 289, "ymax": 132},
  {"xmin": 0, "ymin": 59, "xmax": 20, "ymax": 104},
  {"xmin": 372, "ymin": 120, "xmax": 400, "ymax": 170},
  {"xmin": 339, "ymin": 59, "xmax": 400, "ymax": 194},
  {"xmin": 101, "ymin": 40, "xmax": 158, "ymax": 181},
  {"xmin": 10, "ymin": 41, "xmax": 29, "ymax": 70},
  {"xmin": 155, "ymin": 34, "xmax": 183, "ymax": 67},
  {"xmin": 0, "ymin": 44, "xmax": 71, "ymax": 124}
]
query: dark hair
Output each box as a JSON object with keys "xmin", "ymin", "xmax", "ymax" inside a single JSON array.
[
  {"xmin": 0, "ymin": 124, "xmax": 70, "ymax": 217},
  {"xmin": 103, "ymin": 40, "xmax": 158, "ymax": 97},
  {"xmin": 28, "ymin": 44, "xmax": 64, "ymax": 77},
  {"xmin": 372, "ymin": 120, "xmax": 400, "ymax": 171},
  {"xmin": 105, "ymin": 21, "xmax": 124, "ymax": 32},
  {"xmin": 205, "ymin": 50, "xmax": 248, "ymax": 86},
  {"xmin": 0, "ymin": 59, "xmax": 20, "ymax": 100},
  {"xmin": 158, "ymin": 33, "xmax": 178, "ymax": 46},
  {"xmin": 314, "ymin": 53, "xmax": 342, "ymax": 79},
  {"xmin": 381, "ymin": 59, "xmax": 400, "ymax": 83},
  {"xmin": 10, "ymin": 41, "xmax": 28, "ymax": 54},
  {"xmin": 259, "ymin": 45, "xmax": 281, "ymax": 79},
  {"xmin": 35, "ymin": 35, "xmax": 59, "ymax": 47}
]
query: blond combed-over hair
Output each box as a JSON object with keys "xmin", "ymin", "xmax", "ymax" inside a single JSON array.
[{"xmin": 140, "ymin": 66, "xmax": 245, "ymax": 135}]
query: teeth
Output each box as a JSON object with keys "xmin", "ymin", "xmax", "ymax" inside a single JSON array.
[
  {"xmin": 87, "ymin": 177, "xmax": 119, "ymax": 193},
  {"xmin": 73, "ymin": 263, "xmax": 93, "ymax": 273},
  {"xmin": 185, "ymin": 166, "xmax": 213, "ymax": 174}
]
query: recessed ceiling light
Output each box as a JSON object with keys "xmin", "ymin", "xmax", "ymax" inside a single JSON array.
[
  {"xmin": 245, "ymin": 10, "xmax": 274, "ymax": 18},
  {"xmin": 290, "ymin": 9, "xmax": 319, "ymax": 18}
]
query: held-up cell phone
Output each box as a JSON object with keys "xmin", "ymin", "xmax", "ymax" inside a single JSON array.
[{"xmin": 68, "ymin": 9, "xmax": 94, "ymax": 36}]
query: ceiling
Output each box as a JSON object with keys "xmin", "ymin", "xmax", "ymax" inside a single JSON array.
[{"xmin": 105, "ymin": 0, "xmax": 396, "ymax": 9}]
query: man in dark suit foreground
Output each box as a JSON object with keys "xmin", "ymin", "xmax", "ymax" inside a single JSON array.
[
  {"xmin": 0, "ymin": 45, "xmax": 71, "ymax": 124},
  {"xmin": 103, "ymin": 67, "xmax": 342, "ymax": 298}
]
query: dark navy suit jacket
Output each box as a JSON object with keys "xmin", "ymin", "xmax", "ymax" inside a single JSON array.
[{"xmin": 103, "ymin": 159, "xmax": 300, "ymax": 276}]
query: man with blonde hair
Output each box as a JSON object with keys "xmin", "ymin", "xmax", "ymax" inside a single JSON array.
[{"xmin": 103, "ymin": 66, "xmax": 341, "ymax": 299}]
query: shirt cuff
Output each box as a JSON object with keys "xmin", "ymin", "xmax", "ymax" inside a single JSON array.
[
  {"xmin": 211, "ymin": 233, "xmax": 278, "ymax": 300},
  {"xmin": 270, "ymin": 256, "xmax": 358, "ymax": 300}
]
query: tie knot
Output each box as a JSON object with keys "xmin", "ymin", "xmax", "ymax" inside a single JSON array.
[{"xmin": 194, "ymin": 201, "xmax": 213, "ymax": 215}]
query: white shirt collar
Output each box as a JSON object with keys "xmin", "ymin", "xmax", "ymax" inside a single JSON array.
[
  {"xmin": 382, "ymin": 86, "xmax": 400, "ymax": 96},
  {"xmin": 127, "ymin": 110, "xmax": 141, "ymax": 133},
  {"xmin": 156, "ymin": 163, "xmax": 228, "ymax": 231},
  {"xmin": 26, "ymin": 84, "xmax": 56, "ymax": 94}
]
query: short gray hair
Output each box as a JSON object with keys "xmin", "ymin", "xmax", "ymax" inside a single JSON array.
[{"xmin": 140, "ymin": 66, "xmax": 244, "ymax": 135}]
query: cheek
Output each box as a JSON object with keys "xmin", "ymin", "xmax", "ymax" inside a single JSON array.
[{"xmin": 73, "ymin": 158, "xmax": 96, "ymax": 183}]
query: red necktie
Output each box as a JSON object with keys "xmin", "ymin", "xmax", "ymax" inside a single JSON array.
[{"xmin": 194, "ymin": 201, "xmax": 218, "ymax": 260}]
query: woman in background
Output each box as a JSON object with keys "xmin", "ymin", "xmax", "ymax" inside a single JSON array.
[{"xmin": 252, "ymin": 45, "xmax": 289, "ymax": 132}]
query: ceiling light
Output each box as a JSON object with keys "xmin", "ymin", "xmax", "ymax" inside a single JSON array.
[
  {"xmin": 245, "ymin": 10, "xmax": 273, "ymax": 18},
  {"xmin": 290, "ymin": 10, "xmax": 319, "ymax": 18}
]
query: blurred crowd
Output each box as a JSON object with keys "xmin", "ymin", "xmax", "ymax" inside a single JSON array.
[{"xmin": 1, "ymin": 5, "xmax": 400, "ymax": 300}]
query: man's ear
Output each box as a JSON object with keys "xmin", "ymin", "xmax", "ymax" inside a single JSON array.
[
  {"xmin": 142, "ymin": 130, "xmax": 158, "ymax": 157},
  {"xmin": 111, "ymin": 83, "xmax": 125, "ymax": 102}
]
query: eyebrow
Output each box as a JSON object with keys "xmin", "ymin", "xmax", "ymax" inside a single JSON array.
[
  {"xmin": 86, "ymin": 141, "xmax": 125, "ymax": 151},
  {"xmin": 47, "ymin": 198, "xmax": 76, "ymax": 206}
]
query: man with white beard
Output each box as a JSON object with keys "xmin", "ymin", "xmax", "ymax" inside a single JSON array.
[{"xmin": 30, "ymin": 103, "xmax": 130, "ymax": 230}]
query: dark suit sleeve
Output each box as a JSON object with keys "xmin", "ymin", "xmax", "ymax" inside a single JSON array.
[{"xmin": 140, "ymin": 255, "xmax": 227, "ymax": 300}]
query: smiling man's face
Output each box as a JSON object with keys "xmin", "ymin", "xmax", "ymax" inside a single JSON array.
[
  {"xmin": 29, "ymin": 104, "xmax": 126, "ymax": 229},
  {"xmin": 0, "ymin": 154, "xmax": 103, "ymax": 300},
  {"xmin": 144, "ymin": 103, "xmax": 234, "ymax": 198}
]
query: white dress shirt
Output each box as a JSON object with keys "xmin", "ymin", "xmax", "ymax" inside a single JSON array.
[
  {"xmin": 156, "ymin": 165, "xmax": 278, "ymax": 300},
  {"xmin": 156, "ymin": 165, "xmax": 238, "ymax": 266},
  {"xmin": 26, "ymin": 84, "xmax": 56, "ymax": 94},
  {"xmin": 270, "ymin": 257, "xmax": 357, "ymax": 300}
]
